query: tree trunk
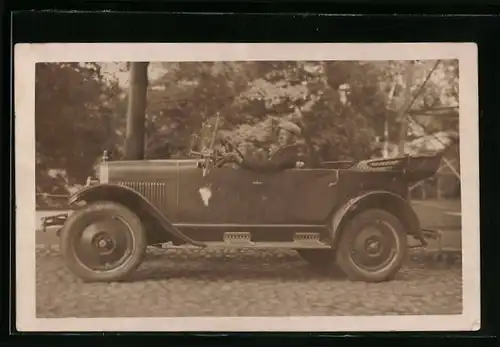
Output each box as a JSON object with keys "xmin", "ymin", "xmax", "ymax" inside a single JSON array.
[
  {"xmin": 124, "ymin": 62, "xmax": 149, "ymax": 160},
  {"xmin": 398, "ymin": 61, "xmax": 414, "ymax": 156}
]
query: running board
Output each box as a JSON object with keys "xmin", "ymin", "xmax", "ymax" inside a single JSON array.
[
  {"xmin": 201, "ymin": 242, "xmax": 331, "ymax": 249},
  {"xmin": 207, "ymin": 232, "xmax": 331, "ymax": 249},
  {"xmin": 152, "ymin": 232, "xmax": 332, "ymax": 249}
]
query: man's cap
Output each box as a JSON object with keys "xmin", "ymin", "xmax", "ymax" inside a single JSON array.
[{"xmin": 278, "ymin": 121, "xmax": 302, "ymax": 136}]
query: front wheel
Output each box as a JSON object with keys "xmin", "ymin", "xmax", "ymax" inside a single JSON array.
[
  {"xmin": 335, "ymin": 209, "xmax": 407, "ymax": 282},
  {"xmin": 60, "ymin": 201, "xmax": 147, "ymax": 282}
]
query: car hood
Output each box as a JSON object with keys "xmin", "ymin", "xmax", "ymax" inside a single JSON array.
[{"xmin": 104, "ymin": 158, "xmax": 200, "ymax": 182}]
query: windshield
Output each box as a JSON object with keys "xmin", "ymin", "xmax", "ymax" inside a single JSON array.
[{"xmin": 189, "ymin": 114, "xmax": 221, "ymax": 156}]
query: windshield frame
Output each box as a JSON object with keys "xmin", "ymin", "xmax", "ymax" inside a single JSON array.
[{"xmin": 189, "ymin": 113, "xmax": 222, "ymax": 157}]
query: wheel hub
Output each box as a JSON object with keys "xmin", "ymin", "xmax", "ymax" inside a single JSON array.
[
  {"xmin": 75, "ymin": 217, "xmax": 133, "ymax": 271},
  {"xmin": 365, "ymin": 237, "xmax": 382, "ymax": 255},
  {"xmin": 97, "ymin": 238, "xmax": 108, "ymax": 248},
  {"xmin": 349, "ymin": 222, "xmax": 396, "ymax": 270},
  {"xmin": 94, "ymin": 234, "xmax": 116, "ymax": 254}
]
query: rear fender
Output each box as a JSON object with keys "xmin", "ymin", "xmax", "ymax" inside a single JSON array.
[
  {"xmin": 330, "ymin": 190, "xmax": 424, "ymax": 247},
  {"xmin": 69, "ymin": 183, "xmax": 205, "ymax": 247}
]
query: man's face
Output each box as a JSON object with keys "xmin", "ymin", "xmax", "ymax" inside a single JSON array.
[{"xmin": 278, "ymin": 129, "xmax": 292, "ymax": 146}]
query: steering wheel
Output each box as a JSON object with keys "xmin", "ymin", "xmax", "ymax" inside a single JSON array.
[
  {"xmin": 215, "ymin": 138, "xmax": 244, "ymax": 167},
  {"xmin": 220, "ymin": 138, "xmax": 244, "ymax": 157}
]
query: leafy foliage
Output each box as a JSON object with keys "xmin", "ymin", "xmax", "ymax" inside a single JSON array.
[
  {"xmin": 35, "ymin": 59, "xmax": 459, "ymax": 205},
  {"xmin": 35, "ymin": 62, "xmax": 122, "ymax": 206}
]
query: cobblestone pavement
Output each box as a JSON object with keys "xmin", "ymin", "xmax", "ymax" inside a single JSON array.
[{"xmin": 36, "ymin": 247, "xmax": 462, "ymax": 318}]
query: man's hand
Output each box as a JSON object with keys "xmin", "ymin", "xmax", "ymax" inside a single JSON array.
[
  {"xmin": 296, "ymin": 161, "xmax": 305, "ymax": 169},
  {"xmin": 230, "ymin": 151, "xmax": 244, "ymax": 164}
]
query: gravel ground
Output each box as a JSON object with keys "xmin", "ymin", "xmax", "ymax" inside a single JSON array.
[{"xmin": 36, "ymin": 246, "xmax": 462, "ymax": 318}]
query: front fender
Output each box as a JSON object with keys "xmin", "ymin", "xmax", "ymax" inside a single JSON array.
[
  {"xmin": 69, "ymin": 183, "xmax": 205, "ymax": 247},
  {"xmin": 330, "ymin": 190, "xmax": 424, "ymax": 247}
]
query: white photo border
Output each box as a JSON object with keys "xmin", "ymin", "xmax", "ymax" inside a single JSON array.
[{"xmin": 14, "ymin": 42, "xmax": 480, "ymax": 332}]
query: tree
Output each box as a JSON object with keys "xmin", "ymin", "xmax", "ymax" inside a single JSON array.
[
  {"xmin": 398, "ymin": 61, "xmax": 414, "ymax": 155},
  {"xmin": 35, "ymin": 63, "xmax": 121, "ymax": 190},
  {"xmin": 123, "ymin": 62, "xmax": 149, "ymax": 160}
]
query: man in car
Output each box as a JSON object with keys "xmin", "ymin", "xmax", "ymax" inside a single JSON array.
[{"xmin": 230, "ymin": 120, "xmax": 306, "ymax": 172}]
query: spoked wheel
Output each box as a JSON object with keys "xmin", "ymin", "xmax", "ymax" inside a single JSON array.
[
  {"xmin": 60, "ymin": 201, "xmax": 147, "ymax": 282},
  {"xmin": 335, "ymin": 209, "xmax": 407, "ymax": 282}
]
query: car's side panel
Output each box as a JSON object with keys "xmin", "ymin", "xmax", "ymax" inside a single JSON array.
[
  {"xmin": 273, "ymin": 168, "xmax": 408, "ymax": 226},
  {"xmin": 248, "ymin": 171, "xmax": 287, "ymax": 224},
  {"xmin": 174, "ymin": 165, "xmax": 332, "ymax": 242},
  {"xmin": 281, "ymin": 169, "xmax": 341, "ymax": 224},
  {"xmin": 336, "ymin": 170, "xmax": 408, "ymax": 201},
  {"xmin": 176, "ymin": 166, "xmax": 266, "ymax": 224}
]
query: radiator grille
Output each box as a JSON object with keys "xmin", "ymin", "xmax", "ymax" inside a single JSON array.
[{"xmin": 116, "ymin": 181, "xmax": 168, "ymax": 211}]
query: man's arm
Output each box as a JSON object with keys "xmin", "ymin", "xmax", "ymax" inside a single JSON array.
[
  {"xmin": 239, "ymin": 145, "xmax": 299, "ymax": 172},
  {"xmin": 239, "ymin": 154, "xmax": 282, "ymax": 172}
]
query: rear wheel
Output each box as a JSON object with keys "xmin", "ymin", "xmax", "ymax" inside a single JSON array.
[
  {"xmin": 335, "ymin": 209, "xmax": 407, "ymax": 282},
  {"xmin": 60, "ymin": 201, "xmax": 147, "ymax": 282}
]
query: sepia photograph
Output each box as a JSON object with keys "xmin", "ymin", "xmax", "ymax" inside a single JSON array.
[{"xmin": 15, "ymin": 43, "xmax": 480, "ymax": 332}]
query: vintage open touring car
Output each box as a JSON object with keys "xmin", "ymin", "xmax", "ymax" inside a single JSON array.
[{"xmin": 42, "ymin": 117, "xmax": 443, "ymax": 283}]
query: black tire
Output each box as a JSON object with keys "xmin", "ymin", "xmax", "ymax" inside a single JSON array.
[
  {"xmin": 60, "ymin": 201, "xmax": 147, "ymax": 282},
  {"xmin": 296, "ymin": 249, "xmax": 336, "ymax": 270},
  {"xmin": 335, "ymin": 209, "xmax": 407, "ymax": 282}
]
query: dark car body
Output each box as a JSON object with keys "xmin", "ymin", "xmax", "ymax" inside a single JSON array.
[{"xmin": 64, "ymin": 153, "xmax": 440, "ymax": 249}]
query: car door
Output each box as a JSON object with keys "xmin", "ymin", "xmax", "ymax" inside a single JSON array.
[
  {"xmin": 176, "ymin": 163, "xmax": 265, "ymax": 224},
  {"xmin": 249, "ymin": 171, "xmax": 287, "ymax": 224},
  {"xmin": 203, "ymin": 166, "xmax": 270, "ymax": 224},
  {"xmin": 281, "ymin": 168, "xmax": 341, "ymax": 225}
]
